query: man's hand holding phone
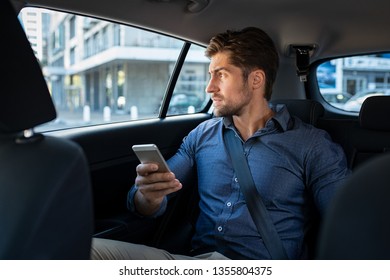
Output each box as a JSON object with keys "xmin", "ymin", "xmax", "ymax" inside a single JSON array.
[{"xmin": 132, "ymin": 144, "xmax": 182, "ymax": 216}]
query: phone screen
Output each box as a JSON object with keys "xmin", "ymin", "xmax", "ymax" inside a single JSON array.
[{"xmin": 132, "ymin": 144, "xmax": 171, "ymax": 172}]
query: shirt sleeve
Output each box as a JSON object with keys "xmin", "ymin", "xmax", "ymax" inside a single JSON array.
[
  {"xmin": 166, "ymin": 130, "xmax": 199, "ymax": 186},
  {"xmin": 127, "ymin": 184, "xmax": 168, "ymax": 217},
  {"xmin": 304, "ymin": 129, "xmax": 352, "ymax": 216}
]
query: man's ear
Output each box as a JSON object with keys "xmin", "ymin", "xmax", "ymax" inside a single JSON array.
[{"xmin": 251, "ymin": 69, "xmax": 266, "ymax": 89}]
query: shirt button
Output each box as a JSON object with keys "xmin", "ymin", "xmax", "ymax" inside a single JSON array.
[
  {"xmin": 226, "ymin": 202, "xmax": 232, "ymax": 207},
  {"xmin": 217, "ymin": 226, "xmax": 223, "ymax": 232}
]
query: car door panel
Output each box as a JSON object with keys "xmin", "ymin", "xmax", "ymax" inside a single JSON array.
[{"xmin": 46, "ymin": 113, "xmax": 211, "ymax": 244}]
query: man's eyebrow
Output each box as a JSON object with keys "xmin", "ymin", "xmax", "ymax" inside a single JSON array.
[{"xmin": 209, "ymin": 66, "xmax": 228, "ymax": 74}]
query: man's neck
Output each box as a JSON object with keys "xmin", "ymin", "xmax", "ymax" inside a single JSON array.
[{"xmin": 232, "ymin": 104, "xmax": 274, "ymax": 141}]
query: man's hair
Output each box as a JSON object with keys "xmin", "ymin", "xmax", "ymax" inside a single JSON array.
[{"xmin": 205, "ymin": 27, "xmax": 279, "ymax": 100}]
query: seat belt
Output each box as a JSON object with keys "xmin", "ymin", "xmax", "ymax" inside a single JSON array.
[
  {"xmin": 224, "ymin": 128, "xmax": 288, "ymax": 259},
  {"xmin": 290, "ymin": 44, "xmax": 316, "ymax": 82}
]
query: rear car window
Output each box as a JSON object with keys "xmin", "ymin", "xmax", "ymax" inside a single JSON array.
[
  {"xmin": 18, "ymin": 7, "xmax": 210, "ymax": 131},
  {"xmin": 317, "ymin": 53, "xmax": 390, "ymax": 112},
  {"xmin": 168, "ymin": 45, "xmax": 210, "ymax": 116}
]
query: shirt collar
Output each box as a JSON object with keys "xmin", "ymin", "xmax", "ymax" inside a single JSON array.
[
  {"xmin": 222, "ymin": 104, "xmax": 293, "ymax": 132},
  {"xmin": 269, "ymin": 103, "xmax": 293, "ymax": 131}
]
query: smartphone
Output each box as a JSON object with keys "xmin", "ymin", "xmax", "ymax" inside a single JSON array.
[{"xmin": 132, "ymin": 144, "xmax": 171, "ymax": 172}]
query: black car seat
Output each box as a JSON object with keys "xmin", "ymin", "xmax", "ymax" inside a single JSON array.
[
  {"xmin": 0, "ymin": 0, "xmax": 93, "ymax": 259},
  {"xmin": 271, "ymin": 99, "xmax": 325, "ymax": 126},
  {"xmin": 350, "ymin": 95, "xmax": 390, "ymax": 168},
  {"xmin": 317, "ymin": 152, "xmax": 390, "ymax": 259}
]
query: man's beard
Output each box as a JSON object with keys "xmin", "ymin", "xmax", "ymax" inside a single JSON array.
[
  {"xmin": 213, "ymin": 102, "xmax": 242, "ymax": 117},
  {"xmin": 213, "ymin": 88, "xmax": 251, "ymax": 117}
]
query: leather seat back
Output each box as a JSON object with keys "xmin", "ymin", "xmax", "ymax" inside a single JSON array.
[{"xmin": 0, "ymin": 0, "xmax": 93, "ymax": 259}]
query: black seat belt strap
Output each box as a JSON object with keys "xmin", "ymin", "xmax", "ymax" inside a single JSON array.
[{"xmin": 224, "ymin": 128, "xmax": 288, "ymax": 259}]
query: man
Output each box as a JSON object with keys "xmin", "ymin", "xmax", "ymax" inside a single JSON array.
[{"xmin": 91, "ymin": 27, "xmax": 350, "ymax": 260}]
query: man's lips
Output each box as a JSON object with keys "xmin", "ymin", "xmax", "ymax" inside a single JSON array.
[{"xmin": 211, "ymin": 96, "xmax": 223, "ymax": 106}]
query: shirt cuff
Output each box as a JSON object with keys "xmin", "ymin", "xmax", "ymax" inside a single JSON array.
[{"xmin": 127, "ymin": 185, "xmax": 168, "ymax": 218}]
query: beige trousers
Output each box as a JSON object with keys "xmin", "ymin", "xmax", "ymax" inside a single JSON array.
[{"xmin": 91, "ymin": 238, "xmax": 229, "ymax": 260}]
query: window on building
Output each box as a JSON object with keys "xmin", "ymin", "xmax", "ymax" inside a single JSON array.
[
  {"xmin": 317, "ymin": 54, "xmax": 390, "ymax": 112},
  {"xmin": 19, "ymin": 7, "xmax": 211, "ymax": 132},
  {"xmin": 52, "ymin": 23, "xmax": 64, "ymax": 52},
  {"xmin": 69, "ymin": 47, "xmax": 75, "ymax": 65},
  {"xmin": 113, "ymin": 24, "xmax": 120, "ymax": 46},
  {"xmin": 69, "ymin": 16, "xmax": 76, "ymax": 39}
]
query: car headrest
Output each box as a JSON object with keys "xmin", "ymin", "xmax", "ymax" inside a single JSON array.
[
  {"xmin": 359, "ymin": 96, "xmax": 390, "ymax": 131},
  {"xmin": 0, "ymin": 0, "xmax": 56, "ymax": 134},
  {"xmin": 271, "ymin": 99, "xmax": 324, "ymax": 126}
]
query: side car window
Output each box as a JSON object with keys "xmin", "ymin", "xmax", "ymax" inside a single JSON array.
[
  {"xmin": 19, "ymin": 7, "xmax": 210, "ymax": 132},
  {"xmin": 317, "ymin": 53, "xmax": 390, "ymax": 112}
]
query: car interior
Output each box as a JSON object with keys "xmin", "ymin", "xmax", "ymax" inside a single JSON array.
[{"xmin": 3, "ymin": 0, "xmax": 390, "ymax": 259}]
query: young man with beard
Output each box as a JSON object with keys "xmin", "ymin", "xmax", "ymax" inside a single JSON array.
[{"xmin": 91, "ymin": 27, "xmax": 350, "ymax": 260}]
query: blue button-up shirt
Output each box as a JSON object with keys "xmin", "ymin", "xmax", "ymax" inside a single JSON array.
[{"xmin": 128, "ymin": 105, "xmax": 350, "ymax": 259}]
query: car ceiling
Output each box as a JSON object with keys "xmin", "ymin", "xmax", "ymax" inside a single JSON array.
[
  {"xmin": 14, "ymin": 0, "xmax": 390, "ymax": 61},
  {"xmin": 11, "ymin": 0, "xmax": 390, "ymax": 100}
]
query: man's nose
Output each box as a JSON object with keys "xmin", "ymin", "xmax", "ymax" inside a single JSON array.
[{"xmin": 205, "ymin": 78, "xmax": 216, "ymax": 94}]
